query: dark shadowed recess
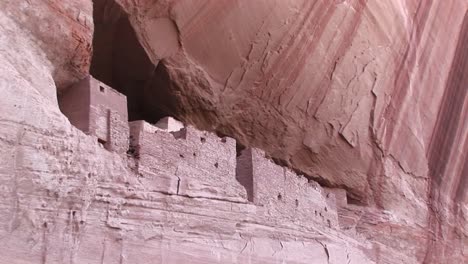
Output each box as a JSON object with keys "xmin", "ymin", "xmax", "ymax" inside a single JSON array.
[{"xmin": 90, "ymin": 0, "xmax": 179, "ymax": 123}]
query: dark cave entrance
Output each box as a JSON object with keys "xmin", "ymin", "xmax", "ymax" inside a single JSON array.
[{"xmin": 90, "ymin": 0, "xmax": 178, "ymax": 123}]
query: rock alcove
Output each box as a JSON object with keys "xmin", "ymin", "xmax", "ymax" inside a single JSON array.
[{"xmin": 89, "ymin": 0, "xmax": 179, "ymax": 123}]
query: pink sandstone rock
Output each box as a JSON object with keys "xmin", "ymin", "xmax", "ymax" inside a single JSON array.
[
  {"xmin": 0, "ymin": 0, "xmax": 466, "ymax": 264},
  {"xmin": 1, "ymin": 0, "xmax": 93, "ymax": 92},
  {"xmin": 111, "ymin": 1, "xmax": 468, "ymax": 262}
]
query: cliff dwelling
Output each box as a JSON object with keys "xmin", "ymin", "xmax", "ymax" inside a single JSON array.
[
  {"xmin": 2, "ymin": 0, "xmax": 467, "ymax": 263},
  {"xmin": 58, "ymin": 76, "xmax": 129, "ymax": 152},
  {"xmin": 58, "ymin": 0, "xmax": 187, "ymax": 148}
]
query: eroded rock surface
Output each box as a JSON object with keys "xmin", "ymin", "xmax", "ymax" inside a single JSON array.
[
  {"xmin": 1, "ymin": 0, "xmax": 93, "ymax": 92},
  {"xmin": 112, "ymin": 0, "xmax": 468, "ymax": 262},
  {"xmin": 0, "ymin": 0, "xmax": 467, "ymax": 263}
]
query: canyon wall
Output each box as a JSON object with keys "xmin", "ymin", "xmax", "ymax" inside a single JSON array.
[{"xmin": 0, "ymin": 0, "xmax": 466, "ymax": 263}]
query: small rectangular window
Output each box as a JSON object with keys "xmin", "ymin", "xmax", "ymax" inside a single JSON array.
[{"xmin": 99, "ymin": 85, "xmax": 105, "ymax": 93}]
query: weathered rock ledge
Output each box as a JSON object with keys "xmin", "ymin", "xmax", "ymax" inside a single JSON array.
[{"xmin": 0, "ymin": 0, "xmax": 466, "ymax": 263}]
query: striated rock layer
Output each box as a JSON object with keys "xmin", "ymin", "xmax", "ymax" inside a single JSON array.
[
  {"xmin": 110, "ymin": 0, "xmax": 468, "ymax": 262},
  {"xmin": 0, "ymin": 0, "xmax": 467, "ymax": 263}
]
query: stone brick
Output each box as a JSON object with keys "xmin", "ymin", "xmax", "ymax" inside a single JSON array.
[
  {"xmin": 129, "ymin": 120, "xmax": 248, "ymax": 202},
  {"xmin": 58, "ymin": 75, "xmax": 129, "ymax": 154},
  {"xmin": 236, "ymin": 148, "xmax": 340, "ymax": 228}
]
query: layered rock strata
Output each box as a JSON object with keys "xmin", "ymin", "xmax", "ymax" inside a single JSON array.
[
  {"xmin": 107, "ymin": 1, "xmax": 468, "ymax": 262},
  {"xmin": 0, "ymin": 0, "xmax": 467, "ymax": 263}
]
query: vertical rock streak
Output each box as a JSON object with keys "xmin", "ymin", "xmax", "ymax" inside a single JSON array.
[{"xmin": 425, "ymin": 11, "xmax": 468, "ymax": 263}]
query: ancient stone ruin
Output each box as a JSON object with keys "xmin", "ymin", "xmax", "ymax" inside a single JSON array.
[
  {"xmin": 54, "ymin": 74, "xmax": 373, "ymax": 262},
  {"xmin": 58, "ymin": 76, "xmax": 129, "ymax": 153},
  {"xmin": 60, "ymin": 75, "xmax": 342, "ymax": 230}
]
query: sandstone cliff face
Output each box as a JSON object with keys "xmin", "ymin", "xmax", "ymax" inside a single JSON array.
[
  {"xmin": 1, "ymin": 0, "xmax": 93, "ymax": 92},
  {"xmin": 110, "ymin": 1, "xmax": 468, "ymax": 261},
  {"xmin": 0, "ymin": 0, "xmax": 466, "ymax": 263}
]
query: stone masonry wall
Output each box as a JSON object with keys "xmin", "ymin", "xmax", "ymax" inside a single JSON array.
[
  {"xmin": 88, "ymin": 76, "xmax": 128, "ymax": 153},
  {"xmin": 129, "ymin": 120, "xmax": 248, "ymax": 203},
  {"xmin": 238, "ymin": 148, "xmax": 340, "ymax": 229},
  {"xmin": 59, "ymin": 75, "xmax": 129, "ymax": 154},
  {"xmin": 58, "ymin": 78, "xmax": 91, "ymax": 133},
  {"xmin": 130, "ymin": 119, "xmax": 341, "ymax": 230}
]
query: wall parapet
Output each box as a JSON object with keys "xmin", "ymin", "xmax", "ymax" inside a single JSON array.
[{"xmin": 129, "ymin": 119, "xmax": 249, "ymax": 203}]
